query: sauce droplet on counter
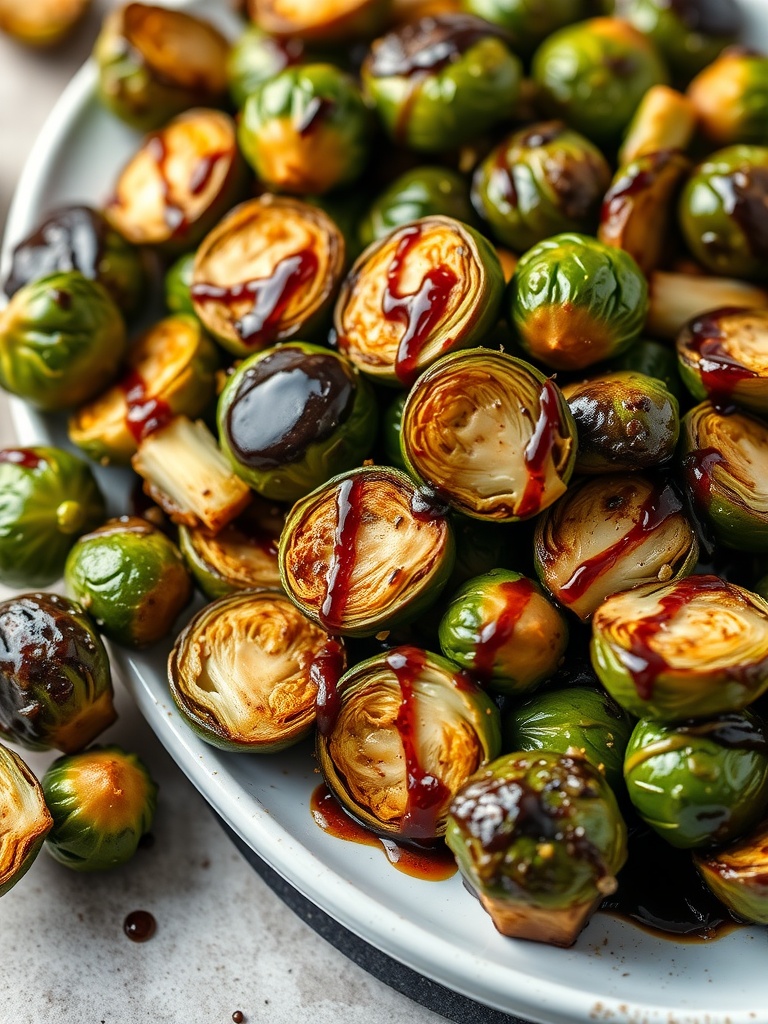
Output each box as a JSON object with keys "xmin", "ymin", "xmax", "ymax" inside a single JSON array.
[
  {"xmin": 232, "ymin": 1012, "xmax": 245, "ymax": 1023},
  {"xmin": 123, "ymin": 910, "xmax": 157, "ymax": 943}
]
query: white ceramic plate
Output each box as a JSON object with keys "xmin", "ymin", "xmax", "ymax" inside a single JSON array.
[{"xmin": 4, "ymin": 3, "xmax": 768, "ymax": 1021}]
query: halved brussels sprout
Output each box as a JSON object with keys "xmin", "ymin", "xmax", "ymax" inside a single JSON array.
[
  {"xmin": 226, "ymin": 25, "xmax": 309, "ymax": 108},
  {"xmin": 687, "ymin": 49, "xmax": 768, "ymax": 146},
  {"xmin": 316, "ymin": 645, "xmax": 500, "ymax": 840},
  {"xmin": 624, "ymin": 712, "xmax": 768, "ymax": 849},
  {"xmin": 508, "ymin": 233, "xmax": 648, "ymax": 371},
  {"xmin": 0, "ymin": 593, "xmax": 115, "ymax": 752},
  {"xmin": 438, "ymin": 569, "xmax": 568, "ymax": 693},
  {"xmin": 647, "ymin": 270, "xmax": 768, "ymax": 340},
  {"xmin": 535, "ymin": 475, "xmax": 697, "ymax": 621},
  {"xmin": 335, "ymin": 216, "xmax": 504, "ymax": 386},
  {"xmin": 0, "ymin": 0, "xmax": 90, "ymax": 46},
  {"xmin": 169, "ymin": 590, "xmax": 346, "ymax": 751},
  {"xmin": 218, "ymin": 342, "xmax": 378, "ymax": 502},
  {"xmin": 609, "ymin": 338, "xmax": 682, "ymax": 399},
  {"xmin": 94, "ymin": 3, "xmax": 230, "ymax": 130},
  {"xmin": 591, "ymin": 574, "xmax": 768, "ymax": 720},
  {"xmin": 401, "ymin": 349, "xmax": 577, "ymax": 521},
  {"xmin": 164, "ymin": 253, "xmax": 196, "ymax": 317},
  {"xmin": 279, "ymin": 466, "xmax": 455, "ymax": 636},
  {"xmin": 248, "ymin": 0, "xmax": 391, "ymax": 42},
  {"xmin": 446, "ymin": 751, "xmax": 627, "ymax": 946},
  {"xmin": 0, "ymin": 743, "xmax": 52, "ymax": 897},
  {"xmin": 460, "ymin": 0, "xmax": 587, "ymax": 58},
  {"xmin": 191, "ymin": 196, "xmax": 345, "ymax": 358},
  {"xmin": 618, "ymin": 84, "xmax": 697, "ymax": 165},
  {"xmin": 41, "ymin": 746, "xmax": 157, "ymax": 871},
  {"xmin": 694, "ymin": 821, "xmax": 768, "ymax": 924}
]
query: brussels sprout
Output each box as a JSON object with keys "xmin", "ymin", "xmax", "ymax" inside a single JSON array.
[
  {"xmin": 218, "ymin": 342, "xmax": 377, "ymax": 502},
  {"xmin": 335, "ymin": 216, "xmax": 504, "ymax": 386},
  {"xmin": 460, "ymin": 0, "xmax": 587, "ymax": 58},
  {"xmin": 361, "ymin": 15, "xmax": 523, "ymax": 152},
  {"xmin": 316, "ymin": 645, "xmax": 500, "ymax": 840},
  {"xmin": 647, "ymin": 270, "xmax": 768, "ymax": 340},
  {"xmin": 591, "ymin": 575, "xmax": 768, "ymax": 721},
  {"xmin": 305, "ymin": 191, "xmax": 371, "ymax": 265},
  {"xmin": 0, "ymin": 593, "xmax": 115, "ymax": 752},
  {"xmin": 687, "ymin": 49, "xmax": 768, "ymax": 146},
  {"xmin": 248, "ymin": 0, "xmax": 391, "ymax": 42},
  {"xmin": 169, "ymin": 590, "xmax": 347, "ymax": 751},
  {"xmin": 164, "ymin": 253, "xmax": 196, "ymax": 317},
  {"xmin": 624, "ymin": 712, "xmax": 768, "ymax": 850},
  {"xmin": 41, "ymin": 746, "xmax": 157, "ymax": 872},
  {"xmin": 381, "ymin": 392, "xmax": 407, "ymax": 470},
  {"xmin": 535, "ymin": 475, "xmax": 697, "ymax": 621},
  {"xmin": 401, "ymin": 349, "xmax": 577, "ymax": 521},
  {"xmin": 0, "ymin": 0, "xmax": 90, "ymax": 47},
  {"xmin": 94, "ymin": 3, "xmax": 230, "ymax": 130},
  {"xmin": 0, "ymin": 271, "xmax": 126, "ymax": 411},
  {"xmin": 448, "ymin": 517, "xmax": 515, "ymax": 589},
  {"xmin": 105, "ymin": 108, "xmax": 246, "ymax": 253},
  {"xmin": 618, "ymin": 84, "xmax": 697, "ymax": 165},
  {"xmin": 532, "ymin": 17, "xmax": 668, "ymax": 144},
  {"xmin": 0, "ymin": 447, "xmax": 105, "ymax": 589},
  {"xmin": 694, "ymin": 821, "xmax": 768, "ymax": 924},
  {"xmin": 439, "ymin": 569, "xmax": 568, "ymax": 694},
  {"xmin": 562, "ymin": 371, "xmax": 680, "ymax": 475},
  {"xmin": 471, "ymin": 122, "xmax": 611, "ymax": 253},
  {"xmin": 227, "ymin": 25, "xmax": 309, "ymax": 109},
  {"xmin": 609, "ymin": 338, "xmax": 682, "ymax": 399},
  {"xmin": 279, "ymin": 466, "xmax": 455, "ymax": 636},
  {"xmin": 65, "ymin": 517, "xmax": 193, "ymax": 648},
  {"xmin": 191, "ymin": 196, "xmax": 345, "ymax": 358},
  {"xmin": 3, "ymin": 205, "xmax": 145, "ymax": 319},
  {"xmin": 446, "ymin": 751, "xmax": 627, "ymax": 946},
  {"xmin": 0, "ymin": 743, "xmax": 52, "ymax": 897}
]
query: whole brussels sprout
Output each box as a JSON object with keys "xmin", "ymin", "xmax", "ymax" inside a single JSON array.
[
  {"xmin": 0, "ymin": 0, "xmax": 90, "ymax": 47},
  {"xmin": 226, "ymin": 25, "xmax": 309, "ymax": 108},
  {"xmin": 609, "ymin": 338, "xmax": 682, "ymax": 399},
  {"xmin": 0, "ymin": 271, "xmax": 126, "ymax": 411},
  {"xmin": 460, "ymin": 0, "xmax": 588, "ymax": 58},
  {"xmin": 687, "ymin": 49, "xmax": 768, "ymax": 146},
  {"xmin": 41, "ymin": 746, "xmax": 157, "ymax": 872},
  {"xmin": 164, "ymin": 253, "xmax": 196, "ymax": 317},
  {"xmin": 694, "ymin": 821, "xmax": 768, "ymax": 925},
  {"xmin": 0, "ymin": 743, "xmax": 52, "ymax": 897},
  {"xmin": 248, "ymin": 0, "xmax": 391, "ymax": 42}
]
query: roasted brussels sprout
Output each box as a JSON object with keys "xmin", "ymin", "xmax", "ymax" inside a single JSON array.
[
  {"xmin": 279, "ymin": 466, "xmax": 455, "ymax": 636},
  {"xmin": 617, "ymin": 84, "xmax": 697, "ymax": 165},
  {"xmin": 694, "ymin": 821, "xmax": 768, "ymax": 924},
  {"xmin": 508, "ymin": 233, "xmax": 648, "ymax": 372},
  {"xmin": 164, "ymin": 253, "xmax": 196, "ymax": 317},
  {"xmin": 316, "ymin": 645, "xmax": 500, "ymax": 840},
  {"xmin": 0, "ymin": 743, "xmax": 52, "ymax": 897},
  {"xmin": 646, "ymin": 270, "xmax": 768, "ymax": 340},
  {"xmin": 610, "ymin": 338, "xmax": 682, "ymax": 399},
  {"xmin": 0, "ymin": 0, "xmax": 90, "ymax": 47},
  {"xmin": 460, "ymin": 0, "xmax": 587, "ymax": 58},
  {"xmin": 41, "ymin": 746, "xmax": 157, "ymax": 871},
  {"xmin": 0, "ymin": 447, "xmax": 105, "ymax": 589},
  {"xmin": 535, "ymin": 475, "xmax": 697, "ymax": 621},
  {"xmin": 218, "ymin": 342, "xmax": 377, "ymax": 502},
  {"xmin": 591, "ymin": 575, "xmax": 768, "ymax": 721},
  {"xmin": 446, "ymin": 751, "xmax": 627, "ymax": 946},
  {"xmin": 687, "ymin": 49, "xmax": 768, "ymax": 146},
  {"xmin": 401, "ymin": 349, "xmax": 577, "ymax": 520},
  {"xmin": 335, "ymin": 216, "xmax": 504, "ymax": 386},
  {"xmin": 624, "ymin": 712, "xmax": 768, "ymax": 849},
  {"xmin": 248, "ymin": 0, "xmax": 391, "ymax": 42},
  {"xmin": 0, "ymin": 593, "xmax": 115, "ymax": 752},
  {"xmin": 0, "ymin": 271, "xmax": 126, "ymax": 411},
  {"xmin": 94, "ymin": 2, "xmax": 230, "ymax": 130},
  {"xmin": 471, "ymin": 122, "xmax": 611, "ymax": 252},
  {"xmin": 191, "ymin": 196, "xmax": 345, "ymax": 357},
  {"xmin": 361, "ymin": 15, "xmax": 523, "ymax": 152},
  {"xmin": 226, "ymin": 25, "xmax": 309, "ymax": 108},
  {"xmin": 169, "ymin": 590, "xmax": 346, "ymax": 751},
  {"xmin": 438, "ymin": 569, "xmax": 568, "ymax": 694}
]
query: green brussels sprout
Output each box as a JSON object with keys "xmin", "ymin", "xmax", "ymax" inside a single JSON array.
[
  {"xmin": 94, "ymin": 3, "xmax": 230, "ymax": 131},
  {"xmin": 446, "ymin": 751, "xmax": 627, "ymax": 946},
  {"xmin": 316, "ymin": 645, "xmax": 501, "ymax": 840},
  {"xmin": 248, "ymin": 0, "xmax": 391, "ymax": 42},
  {"xmin": 624, "ymin": 712, "xmax": 768, "ymax": 849},
  {"xmin": 381, "ymin": 392, "xmax": 407, "ymax": 470},
  {"xmin": 164, "ymin": 253, "xmax": 196, "ymax": 317},
  {"xmin": 218, "ymin": 342, "xmax": 378, "ymax": 502},
  {"xmin": 169, "ymin": 590, "xmax": 347, "ymax": 752},
  {"xmin": 687, "ymin": 49, "xmax": 768, "ymax": 146},
  {"xmin": 694, "ymin": 821, "xmax": 768, "ymax": 925},
  {"xmin": 460, "ymin": 0, "xmax": 587, "ymax": 58},
  {"xmin": 64, "ymin": 516, "xmax": 193, "ymax": 648},
  {"xmin": 438, "ymin": 569, "xmax": 568, "ymax": 694},
  {"xmin": 0, "ymin": 0, "xmax": 90, "ymax": 47},
  {"xmin": 609, "ymin": 337, "xmax": 682, "ymax": 399},
  {"xmin": 471, "ymin": 122, "xmax": 611, "ymax": 252},
  {"xmin": 335, "ymin": 215, "xmax": 505, "ymax": 386},
  {"xmin": 679, "ymin": 146, "xmax": 768, "ymax": 282},
  {"xmin": 41, "ymin": 746, "xmax": 157, "ymax": 872},
  {"xmin": 591, "ymin": 575, "xmax": 768, "ymax": 721},
  {"xmin": 361, "ymin": 14, "xmax": 523, "ymax": 152},
  {"xmin": 647, "ymin": 269, "xmax": 768, "ymax": 341},
  {"xmin": 279, "ymin": 466, "xmax": 455, "ymax": 636},
  {"xmin": 3, "ymin": 205, "xmax": 145, "ymax": 320},
  {"xmin": 535, "ymin": 475, "xmax": 697, "ymax": 621},
  {"xmin": 0, "ymin": 446, "xmax": 105, "ymax": 589},
  {"xmin": 0, "ymin": 592, "xmax": 115, "ymax": 753},
  {"xmin": 239, "ymin": 64, "xmax": 372, "ymax": 196},
  {"xmin": 448, "ymin": 516, "xmax": 514, "ymax": 589},
  {"xmin": 0, "ymin": 271, "xmax": 126, "ymax": 412},
  {"xmin": 507, "ymin": 232, "xmax": 648, "ymax": 371},
  {"xmin": 401, "ymin": 349, "xmax": 577, "ymax": 521},
  {"xmin": 226, "ymin": 25, "xmax": 309, "ymax": 108},
  {"xmin": 0, "ymin": 743, "xmax": 52, "ymax": 897},
  {"xmin": 618, "ymin": 83, "xmax": 697, "ymax": 165}
]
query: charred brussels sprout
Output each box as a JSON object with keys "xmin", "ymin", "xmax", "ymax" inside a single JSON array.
[
  {"xmin": 401, "ymin": 349, "xmax": 577, "ymax": 521},
  {"xmin": 0, "ymin": 447, "xmax": 105, "ymax": 588},
  {"xmin": 0, "ymin": 593, "xmax": 115, "ymax": 753},
  {"xmin": 64, "ymin": 517, "xmax": 193, "ymax": 648},
  {"xmin": 508, "ymin": 233, "xmax": 648, "ymax": 372},
  {"xmin": 687, "ymin": 49, "xmax": 768, "ymax": 146},
  {"xmin": 0, "ymin": 271, "xmax": 126, "ymax": 411},
  {"xmin": 164, "ymin": 253, "xmax": 196, "ymax": 317},
  {"xmin": 446, "ymin": 751, "xmax": 627, "ymax": 946},
  {"xmin": 316, "ymin": 645, "xmax": 500, "ymax": 840},
  {"xmin": 610, "ymin": 338, "xmax": 682, "ymax": 400},
  {"xmin": 0, "ymin": 0, "xmax": 90, "ymax": 46},
  {"xmin": 0, "ymin": 743, "xmax": 52, "ymax": 897},
  {"xmin": 226, "ymin": 25, "xmax": 309, "ymax": 109},
  {"xmin": 361, "ymin": 15, "xmax": 522, "ymax": 152},
  {"xmin": 438, "ymin": 569, "xmax": 568, "ymax": 694},
  {"xmin": 694, "ymin": 821, "xmax": 768, "ymax": 924},
  {"xmin": 624, "ymin": 712, "xmax": 768, "ymax": 849},
  {"xmin": 471, "ymin": 122, "xmax": 611, "ymax": 252},
  {"xmin": 460, "ymin": 0, "xmax": 587, "ymax": 58},
  {"xmin": 248, "ymin": 0, "xmax": 391, "ymax": 42},
  {"xmin": 41, "ymin": 746, "xmax": 157, "ymax": 871}
]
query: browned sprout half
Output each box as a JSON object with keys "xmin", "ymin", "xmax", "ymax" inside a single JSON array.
[
  {"xmin": 0, "ymin": 743, "xmax": 52, "ymax": 897},
  {"xmin": 618, "ymin": 85, "xmax": 697, "ymax": 166},
  {"xmin": 647, "ymin": 271, "xmax": 768, "ymax": 340},
  {"xmin": 0, "ymin": 0, "xmax": 90, "ymax": 46},
  {"xmin": 694, "ymin": 821, "xmax": 768, "ymax": 924},
  {"xmin": 248, "ymin": 0, "xmax": 390, "ymax": 41}
]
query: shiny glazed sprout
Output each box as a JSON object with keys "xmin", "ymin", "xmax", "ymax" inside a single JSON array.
[
  {"xmin": 687, "ymin": 48, "xmax": 768, "ymax": 146},
  {"xmin": 460, "ymin": 0, "xmax": 587, "ymax": 57},
  {"xmin": 164, "ymin": 253, "xmax": 196, "ymax": 317},
  {"xmin": 694, "ymin": 821, "xmax": 768, "ymax": 924},
  {"xmin": 248, "ymin": 0, "xmax": 391, "ymax": 42},
  {"xmin": 0, "ymin": 0, "xmax": 90, "ymax": 46},
  {"xmin": 226, "ymin": 25, "xmax": 311, "ymax": 108},
  {"xmin": 0, "ymin": 743, "xmax": 52, "ymax": 897}
]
